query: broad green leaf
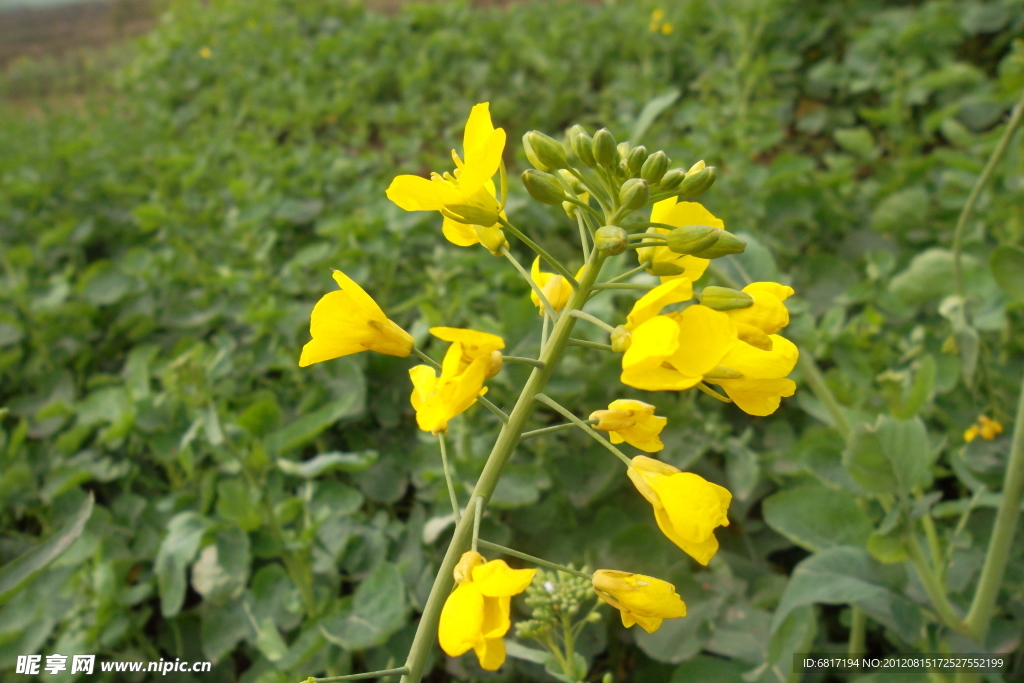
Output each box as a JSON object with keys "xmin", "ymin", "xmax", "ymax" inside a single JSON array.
[
  {"xmin": 200, "ymin": 597, "xmax": 253, "ymax": 662},
  {"xmin": 889, "ymin": 249, "xmax": 978, "ymax": 304},
  {"xmin": 504, "ymin": 639, "xmax": 552, "ymax": 665},
  {"xmin": 216, "ymin": 479, "xmax": 262, "ymax": 532},
  {"xmin": 991, "ymin": 246, "xmax": 1024, "ymax": 303},
  {"xmin": 264, "ymin": 394, "xmax": 363, "ymax": 455},
  {"xmin": 895, "ymin": 354, "xmax": 935, "ymax": 418},
  {"xmin": 276, "ymin": 450, "xmax": 378, "ymax": 478},
  {"xmin": 0, "ymin": 493, "xmax": 94, "ymax": 603},
  {"xmin": 762, "ymin": 484, "xmax": 872, "ymax": 552},
  {"xmin": 833, "ymin": 127, "xmax": 876, "ymax": 158},
  {"xmin": 842, "ymin": 416, "xmax": 932, "ymax": 495},
  {"xmin": 630, "ymin": 89, "xmax": 680, "ymax": 144},
  {"xmin": 671, "ymin": 655, "xmax": 747, "ymax": 683},
  {"xmin": 155, "ymin": 512, "xmax": 209, "ymax": 617},
  {"xmin": 764, "ymin": 605, "xmax": 817, "ymax": 683},
  {"xmin": 320, "ymin": 562, "xmax": 407, "ymax": 650},
  {"xmin": 255, "ymin": 617, "xmax": 289, "ymax": 662},
  {"xmin": 635, "ymin": 597, "xmax": 716, "ymax": 664},
  {"xmin": 870, "ymin": 187, "xmax": 928, "ymax": 236},
  {"xmin": 190, "ymin": 526, "xmax": 250, "ymax": 604}
]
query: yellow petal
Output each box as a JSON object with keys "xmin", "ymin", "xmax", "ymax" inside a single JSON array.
[
  {"xmin": 474, "ymin": 636, "xmax": 506, "ymax": 671},
  {"xmin": 472, "ymin": 559, "xmax": 536, "ymax": 597},
  {"xmin": 409, "ymin": 365, "xmax": 438, "ymax": 411},
  {"xmin": 744, "ymin": 281, "xmax": 794, "ymax": 302},
  {"xmin": 650, "ymin": 196, "xmax": 678, "ymax": 224},
  {"xmin": 666, "ymin": 305, "xmax": 736, "ymax": 378},
  {"xmin": 719, "ymin": 335, "xmax": 798, "ymax": 379},
  {"xmin": 629, "ymin": 455, "xmax": 680, "ymax": 476},
  {"xmin": 460, "ymin": 128, "xmax": 506, "ymax": 198},
  {"xmin": 480, "ymin": 595, "xmax": 511, "ymax": 639},
  {"xmin": 660, "ymin": 255, "xmax": 709, "ymax": 284},
  {"xmin": 622, "ymin": 611, "xmax": 664, "ymax": 633},
  {"xmin": 438, "ymin": 583, "xmax": 484, "ymax": 657},
  {"xmin": 442, "ymin": 217, "xmax": 481, "ymax": 246},
  {"xmin": 331, "ymin": 270, "xmax": 385, "ymax": 319},
  {"xmin": 654, "ymin": 506, "xmax": 722, "ymax": 565},
  {"xmin": 662, "ymin": 201, "xmax": 725, "ymax": 230},
  {"xmin": 463, "ymin": 102, "xmax": 496, "ymax": 160},
  {"xmin": 626, "ymin": 278, "xmax": 693, "ymax": 330},
  {"xmin": 430, "ymin": 327, "xmax": 506, "ymax": 357},
  {"xmin": 386, "ymin": 174, "xmax": 463, "ymax": 211},
  {"xmin": 622, "ymin": 316, "xmax": 680, "ymax": 369},
  {"xmin": 726, "ymin": 285, "xmax": 791, "ymax": 335},
  {"xmin": 713, "ymin": 377, "xmax": 796, "ymax": 416}
]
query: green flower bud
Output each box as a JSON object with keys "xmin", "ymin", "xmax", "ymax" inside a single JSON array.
[
  {"xmin": 658, "ymin": 168, "xmax": 685, "ymax": 190},
  {"xmin": 525, "ymin": 130, "xmax": 568, "ymax": 171},
  {"xmin": 610, "ymin": 325, "xmax": 631, "ymax": 352},
  {"xmin": 676, "ymin": 165, "xmax": 718, "ymax": 198},
  {"xmin": 666, "ymin": 224, "xmax": 719, "ymax": 255},
  {"xmin": 569, "ymin": 125, "xmax": 597, "ymax": 168},
  {"xmin": 641, "ymin": 151, "xmax": 669, "ymax": 184},
  {"xmin": 627, "ymin": 145, "xmax": 649, "ymax": 175},
  {"xmin": 690, "ymin": 229, "xmax": 746, "ymax": 258},
  {"xmin": 592, "ymin": 128, "xmax": 618, "ymax": 168},
  {"xmin": 618, "ymin": 178, "xmax": 650, "ymax": 212},
  {"xmin": 699, "ymin": 286, "xmax": 755, "ymax": 310},
  {"xmin": 521, "ymin": 169, "xmax": 567, "ymax": 205},
  {"xmin": 647, "ymin": 261, "xmax": 687, "ymax": 276},
  {"xmin": 594, "ymin": 225, "xmax": 628, "ymax": 255},
  {"xmin": 441, "ymin": 204, "xmax": 500, "ymax": 226},
  {"xmin": 522, "ymin": 134, "xmax": 547, "ymax": 171}
]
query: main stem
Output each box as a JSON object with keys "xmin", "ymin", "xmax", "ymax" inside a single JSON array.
[{"xmin": 399, "ymin": 249, "xmax": 607, "ymax": 683}]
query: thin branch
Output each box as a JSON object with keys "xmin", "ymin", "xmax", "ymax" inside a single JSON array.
[
  {"xmin": 503, "ymin": 356, "xmax": 546, "ymax": 370},
  {"xmin": 570, "ymin": 310, "xmax": 616, "ymax": 334},
  {"xmin": 521, "ymin": 419, "xmax": 598, "ymax": 440},
  {"xmin": 438, "ymin": 433, "xmax": 460, "ymax": 523},
  {"xmin": 497, "ymin": 216, "xmax": 579, "ymax": 289},
  {"xmin": 411, "ymin": 347, "xmax": 440, "ymax": 371},
  {"xmin": 477, "ymin": 540, "xmax": 593, "ymax": 580},
  {"xmin": 477, "ymin": 396, "xmax": 508, "ymax": 424},
  {"xmin": 605, "ymin": 261, "xmax": 653, "ymax": 284},
  {"xmin": 592, "ymin": 282, "xmax": 656, "ymax": 291},
  {"xmin": 501, "ymin": 245, "xmax": 558, "ymax": 319},
  {"xmin": 535, "ymin": 393, "xmax": 632, "ymax": 466},
  {"xmin": 309, "ymin": 668, "xmax": 409, "ymax": 682},
  {"xmin": 567, "ymin": 338, "xmax": 613, "ymax": 352},
  {"xmin": 472, "ymin": 497, "xmax": 483, "ymax": 553}
]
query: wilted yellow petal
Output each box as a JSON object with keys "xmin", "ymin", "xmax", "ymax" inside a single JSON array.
[{"xmin": 442, "ymin": 217, "xmax": 481, "ymax": 246}]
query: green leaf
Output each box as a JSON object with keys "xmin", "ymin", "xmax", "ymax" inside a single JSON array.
[
  {"xmin": 671, "ymin": 655, "xmax": 747, "ymax": 683},
  {"xmin": 833, "ymin": 127, "xmax": 876, "ymax": 158},
  {"xmin": 630, "ymin": 89, "xmax": 680, "ymax": 144},
  {"xmin": 276, "ymin": 450, "xmax": 378, "ymax": 478},
  {"xmin": 842, "ymin": 416, "xmax": 932, "ymax": 495},
  {"xmin": 155, "ymin": 512, "xmax": 209, "ymax": 617},
  {"xmin": 504, "ymin": 639, "xmax": 552, "ymax": 665},
  {"xmin": 320, "ymin": 562, "xmax": 407, "ymax": 650},
  {"xmin": 870, "ymin": 187, "xmax": 928, "ymax": 235},
  {"xmin": 762, "ymin": 484, "xmax": 872, "ymax": 552},
  {"xmin": 866, "ymin": 508, "xmax": 909, "ymax": 564},
  {"xmin": 0, "ymin": 493, "xmax": 94, "ymax": 603},
  {"xmin": 991, "ymin": 245, "xmax": 1024, "ymax": 303},
  {"xmin": 765, "ymin": 605, "xmax": 818, "ymax": 683},
  {"xmin": 190, "ymin": 526, "xmax": 250, "ymax": 604},
  {"xmin": 215, "ymin": 478, "xmax": 263, "ymax": 532},
  {"xmin": 895, "ymin": 354, "xmax": 936, "ymax": 418},
  {"xmin": 255, "ymin": 617, "xmax": 289, "ymax": 662},
  {"xmin": 264, "ymin": 394, "xmax": 363, "ymax": 455}
]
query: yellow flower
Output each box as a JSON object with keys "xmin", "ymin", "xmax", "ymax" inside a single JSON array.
[
  {"xmin": 409, "ymin": 342, "xmax": 489, "ymax": 434},
  {"xmin": 198, "ymin": 46, "xmax": 212, "ymax": 59},
  {"xmin": 964, "ymin": 415, "xmax": 1003, "ymax": 442},
  {"xmin": 624, "ymin": 278, "xmax": 693, "ymax": 331},
  {"xmin": 627, "ymin": 456, "xmax": 732, "ymax": 565},
  {"xmin": 299, "ymin": 270, "xmax": 413, "ymax": 367},
  {"xmin": 386, "ymin": 103, "xmax": 509, "ymax": 255},
  {"xmin": 621, "ymin": 305, "xmax": 737, "ymax": 391},
  {"xmin": 637, "ymin": 198, "xmax": 719, "ymax": 282},
  {"xmin": 661, "ymin": 22, "xmax": 674, "ymax": 34},
  {"xmin": 590, "ymin": 399, "xmax": 667, "ymax": 452},
  {"xmin": 723, "ymin": 282, "xmax": 795, "ymax": 350},
  {"xmin": 592, "ymin": 569, "xmax": 686, "ymax": 633},
  {"xmin": 707, "ymin": 336, "xmax": 799, "ymax": 416},
  {"xmin": 439, "ymin": 551, "xmax": 536, "ymax": 671},
  {"xmin": 529, "ymin": 257, "xmax": 583, "ymax": 314},
  {"xmin": 430, "ymin": 326, "xmax": 505, "ymax": 377}
]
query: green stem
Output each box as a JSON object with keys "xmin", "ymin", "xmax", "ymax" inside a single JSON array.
[
  {"xmin": 521, "ymin": 419, "xmax": 598, "ymax": 440},
  {"xmin": 503, "ymin": 356, "xmax": 546, "ymax": 370},
  {"xmin": 535, "ymin": 393, "xmax": 632, "ymax": 467},
  {"xmin": 560, "ymin": 612, "xmax": 577, "ymax": 679},
  {"xmin": 399, "ymin": 249, "xmax": 607, "ymax": 683},
  {"xmin": 566, "ymin": 166, "xmax": 612, "ymax": 215},
  {"xmin": 696, "ymin": 382, "xmax": 733, "ymax": 403},
  {"xmin": 472, "ymin": 497, "xmax": 482, "ymax": 553},
  {"xmin": 965, "ymin": 371, "xmax": 1024, "ymax": 642},
  {"xmin": 567, "ymin": 338, "xmax": 613, "ymax": 352},
  {"xmin": 411, "ymin": 346, "xmax": 440, "ymax": 371},
  {"xmin": 606, "ymin": 261, "xmax": 652, "ymax": 284},
  {"xmin": 952, "ymin": 89, "xmax": 1024, "ymax": 302},
  {"xmin": 796, "ymin": 349, "xmax": 851, "ymax": 441},
  {"xmin": 706, "ymin": 263, "xmax": 741, "ymax": 289},
  {"xmin": 499, "ymin": 160, "xmax": 508, "ymax": 210},
  {"xmin": 577, "ymin": 214, "xmax": 591, "ymax": 261},
  {"xmin": 921, "ymin": 512, "xmax": 945, "ymax": 585},
  {"xmin": 497, "ymin": 216, "xmax": 579, "ymax": 289},
  {"xmin": 502, "ymin": 246, "xmax": 558, "ymax": 319},
  {"xmin": 477, "ymin": 540, "xmax": 593, "ymax": 580},
  {"xmin": 438, "ymin": 433, "xmax": 460, "ymax": 522},
  {"xmin": 541, "ymin": 312, "xmax": 550, "ymax": 351},
  {"xmin": 848, "ymin": 606, "xmax": 867, "ymax": 655},
  {"xmin": 564, "ymin": 195, "xmax": 603, "ymax": 222},
  {"xmin": 592, "ymin": 282, "xmax": 656, "ymax": 291},
  {"xmin": 906, "ymin": 533, "xmax": 967, "ymax": 635},
  {"xmin": 307, "ymin": 668, "xmax": 409, "ymax": 682},
  {"xmin": 570, "ymin": 310, "xmax": 615, "ymax": 334}
]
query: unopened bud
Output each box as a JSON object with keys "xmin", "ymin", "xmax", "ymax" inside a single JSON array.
[
  {"xmin": 441, "ymin": 204, "xmax": 500, "ymax": 226},
  {"xmin": 594, "ymin": 225, "xmax": 628, "ymax": 255},
  {"xmin": 641, "ymin": 151, "xmax": 669, "ymax": 184},
  {"xmin": 690, "ymin": 229, "xmax": 746, "ymax": 258},
  {"xmin": 618, "ymin": 178, "xmax": 650, "ymax": 212},
  {"xmin": 486, "ymin": 350, "xmax": 503, "ymax": 378},
  {"xmin": 521, "ymin": 170, "xmax": 567, "ymax": 205},
  {"xmin": 592, "ymin": 128, "xmax": 618, "ymax": 168},
  {"xmin": 617, "ymin": 141, "xmax": 631, "ymax": 160},
  {"xmin": 589, "ymin": 409, "xmax": 636, "ymax": 432},
  {"xmin": 699, "ymin": 286, "xmax": 754, "ymax": 310},
  {"xmin": 676, "ymin": 165, "xmax": 717, "ymax": 198},
  {"xmin": 647, "ymin": 261, "xmax": 687, "ymax": 276},
  {"xmin": 658, "ymin": 168, "xmax": 685, "ymax": 190},
  {"xmin": 525, "ymin": 131, "xmax": 568, "ymax": 171},
  {"xmin": 473, "ymin": 225, "xmax": 508, "ymax": 256},
  {"xmin": 627, "ymin": 145, "xmax": 648, "ymax": 176},
  {"xmin": 666, "ymin": 224, "xmax": 719, "ymax": 255},
  {"xmin": 687, "ymin": 159, "xmax": 706, "ymax": 174},
  {"xmin": 569, "ymin": 125, "xmax": 597, "ymax": 168},
  {"xmin": 610, "ymin": 325, "xmax": 632, "ymax": 352}
]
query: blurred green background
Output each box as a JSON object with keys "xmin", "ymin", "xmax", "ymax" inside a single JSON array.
[{"xmin": 1, "ymin": 0, "xmax": 1023, "ymax": 681}]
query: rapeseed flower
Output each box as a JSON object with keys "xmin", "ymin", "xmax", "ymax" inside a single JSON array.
[
  {"xmin": 430, "ymin": 327, "xmax": 505, "ymax": 377},
  {"xmin": 964, "ymin": 415, "xmax": 1003, "ymax": 442},
  {"xmin": 530, "ymin": 257, "xmax": 583, "ymax": 314},
  {"xmin": 590, "ymin": 400, "xmax": 667, "ymax": 452},
  {"xmin": 409, "ymin": 342, "xmax": 489, "ymax": 434},
  {"xmin": 439, "ymin": 551, "xmax": 536, "ymax": 671},
  {"xmin": 723, "ymin": 282, "xmax": 794, "ymax": 351},
  {"xmin": 627, "ymin": 456, "xmax": 731, "ymax": 565},
  {"xmin": 386, "ymin": 103, "xmax": 509, "ymax": 255},
  {"xmin": 706, "ymin": 335, "xmax": 799, "ymax": 416},
  {"xmin": 299, "ymin": 270, "xmax": 413, "ymax": 367},
  {"xmin": 592, "ymin": 569, "xmax": 686, "ymax": 633},
  {"xmin": 636, "ymin": 198, "xmax": 718, "ymax": 282}
]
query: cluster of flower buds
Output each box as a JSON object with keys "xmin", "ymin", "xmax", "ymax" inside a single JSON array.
[{"xmin": 514, "ymin": 567, "xmax": 599, "ymax": 642}]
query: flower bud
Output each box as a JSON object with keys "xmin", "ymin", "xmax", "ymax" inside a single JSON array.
[
  {"xmin": 640, "ymin": 151, "xmax": 669, "ymax": 184},
  {"xmin": 521, "ymin": 169, "xmax": 567, "ymax": 205},
  {"xmin": 689, "ymin": 229, "xmax": 746, "ymax": 258},
  {"xmin": 594, "ymin": 225, "xmax": 628, "ymax": 255},
  {"xmin": 658, "ymin": 168, "xmax": 685, "ymax": 190},
  {"xmin": 486, "ymin": 350, "xmax": 504, "ymax": 378},
  {"xmin": 441, "ymin": 204, "xmax": 500, "ymax": 227},
  {"xmin": 473, "ymin": 225, "xmax": 508, "ymax": 256},
  {"xmin": 665, "ymin": 224, "xmax": 719, "ymax": 254},
  {"xmin": 627, "ymin": 145, "xmax": 649, "ymax": 175},
  {"xmin": 569, "ymin": 125, "xmax": 597, "ymax": 168},
  {"xmin": 524, "ymin": 131, "xmax": 568, "ymax": 171},
  {"xmin": 592, "ymin": 128, "xmax": 619, "ymax": 168},
  {"xmin": 698, "ymin": 286, "xmax": 755, "ymax": 310},
  {"xmin": 676, "ymin": 165, "xmax": 718, "ymax": 198},
  {"xmin": 646, "ymin": 261, "xmax": 687, "ymax": 276},
  {"xmin": 590, "ymin": 409, "xmax": 636, "ymax": 432},
  {"xmin": 618, "ymin": 178, "xmax": 650, "ymax": 212},
  {"xmin": 610, "ymin": 325, "xmax": 632, "ymax": 352},
  {"xmin": 454, "ymin": 550, "xmax": 484, "ymax": 584}
]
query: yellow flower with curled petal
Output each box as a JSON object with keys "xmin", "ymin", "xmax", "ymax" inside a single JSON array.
[
  {"xmin": 592, "ymin": 569, "xmax": 686, "ymax": 633},
  {"xmin": 637, "ymin": 198, "xmax": 718, "ymax": 283},
  {"xmin": 430, "ymin": 327, "xmax": 505, "ymax": 376},
  {"xmin": 724, "ymin": 282, "xmax": 795, "ymax": 351},
  {"xmin": 621, "ymin": 305, "xmax": 737, "ymax": 391},
  {"xmin": 964, "ymin": 415, "xmax": 1003, "ymax": 442},
  {"xmin": 409, "ymin": 342, "xmax": 489, "ymax": 434},
  {"xmin": 627, "ymin": 456, "xmax": 731, "ymax": 565},
  {"xmin": 299, "ymin": 270, "xmax": 413, "ymax": 367},
  {"xmin": 386, "ymin": 103, "xmax": 509, "ymax": 255},
  {"xmin": 529, "ymin": 257, "xmax": 583, "ymax": 314},
  {"xmin": 707, "ymin": 335, "xmax": 799, "ymax": 416},
  {"xmin": 439, "ymin": 551, "xmax": 536, "ymax": 671},
  {"xmin": 590, "ymin": 399, "xmax": 667, "ymax": 452}
]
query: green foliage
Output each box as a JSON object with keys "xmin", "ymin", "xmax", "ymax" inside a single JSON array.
[{"xmin": 1, "ymin": 0, "xmax": 1024, "ymax": 681}]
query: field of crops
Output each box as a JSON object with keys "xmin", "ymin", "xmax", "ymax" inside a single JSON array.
[{"xmin": 1, "ymin": 0, "xmax": 1023, "ymax": 681}]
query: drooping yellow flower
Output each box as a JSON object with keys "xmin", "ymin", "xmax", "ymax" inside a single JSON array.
[
  {"xmin": 386, "ymin": 103, "xmax": 509, "ymax": 255},
  {"xmin": 964, "ymin": 415, "xmax": 1004, "ymax": 442},
  {"xmin": 439, "ymin": 551, "xmax": 536, "ymax": 671},
  {"xmin": 299, "ymin": 270, "xmax": 413, "ymax": 367},
  {"xmin": 409, "ymin": 342, "xmax": 489, "ymax": 434},
  {"xmin": 430, "ymin": 327, "xmax": 505, "ymax": 377},
  {"xmin": 590, "ymin": 400, "xmax": 667, "ymax": 452},
  {"xmin": 723, "ymin": 282, "xmax": 795, "ymax": 351},
  {"xmin": 636, "ymin": 198, "xmax": 718, "ymax": 283},
  {"xmin": 592, "ymin": 569, "xmax": 686, "ymax": 633},
  {"xmin": 621, "ymin": 305, "xmax": 737, "ymax": 391},
  {"xmin": 707, "ymin": 336, "xmax": 799, "ymax": 416},
  {"xmin": 627, "ymin": 456, "xmax": 731, "ymax": 565},
  {"xmin": 529, "ymin": 257, "xmax": 583, "ymax": 315}
]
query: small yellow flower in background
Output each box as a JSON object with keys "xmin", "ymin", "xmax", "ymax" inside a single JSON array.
[
  {"xmin": 530, "ymin": 257, "xmax": 582, "ymax": 314},
  {"xmin": 592, "ymin": 569, "xmax": 686, "ymax": 633},
  {"xmin": 198, "ymin": 46, "xmax": 212, "ymax": 59},
  {"xmin": 430, "ymin": 327, "xmax": 505, "ymax": 377},
  {"xmin": 649, "ymin": 8, "xmax": 672, "ymax": 34},
  {"xmin": 628, "ymin": 456, "xmax": 731, "ymax": 565},
  {"xmin": 637, "ymin": 198, "xmax": 718, "ymax": 282},
  {"xmin": 409, "ymin": 342, "xmax": 489, "ymax": 434},
  {"xmin": 964, "ymin": 415, "xmax": 1004, "ymax": 442},
  {"xmin": 439, "ymin": 551, "xmax": 536, "ymax": 671},
  {"xmin": 707, "ymin": 335, "xmax": 799, "ymax": 417},
  {"xmin": 299, "ymin": 270, "xmax": 413, "ymax": 367},
  {"xmin": 661, "ymin": 22, "xmax": 674, "ymax": 34},
  {"xmin": 723, "ymin": 282, "xmax": 795, "ymax": 351},
  {"xmin": 590, "ymin": 399, "xmax": 667, "ymax": 452},
  {"xmin": 386, "ymin": 103, "xmax": 509, "ymax": 255}
]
